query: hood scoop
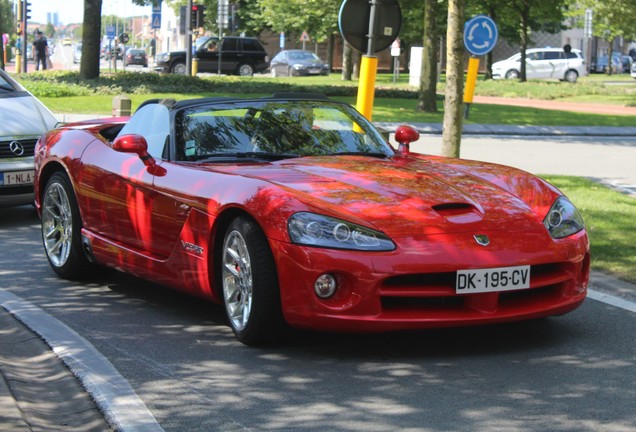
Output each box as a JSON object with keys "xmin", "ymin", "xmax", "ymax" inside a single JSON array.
[{"xmin": 432, "ymin": 202, "xmax": 482, "ymax": 224}]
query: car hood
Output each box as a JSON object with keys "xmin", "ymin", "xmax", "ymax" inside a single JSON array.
[
  {"xmin": 1, "ymin": 93, "xmax": 59, "ymax": 138},
  {"xmin": 234, "ymin": 155, "xmax": 555, "ymax": 237}
]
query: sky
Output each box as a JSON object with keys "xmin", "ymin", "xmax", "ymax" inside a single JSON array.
[{"xmin": 29, "ymin": 0, "xmax": 154, "ymax": 25}]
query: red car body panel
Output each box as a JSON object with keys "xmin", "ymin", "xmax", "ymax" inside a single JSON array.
[{"xmin": 34, "ymin": 106, "xmax": 589, "ymax": 334}]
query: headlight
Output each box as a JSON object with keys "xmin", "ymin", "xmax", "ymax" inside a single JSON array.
[
  {"xmin": 288, "ymin": 212, "xmax": 395, "ymax": 251},
  {"xmin": 292, "ymin": 64, "xmax": 306, "ymax": 70},
  {"xmin": 543, "ymin": 197, "xmax": 585, "ymax": 239}
]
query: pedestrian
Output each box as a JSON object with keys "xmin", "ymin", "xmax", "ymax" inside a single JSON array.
[{"xmin": 32, "ymin": 31, "xmax": 49, "ymax": 71}]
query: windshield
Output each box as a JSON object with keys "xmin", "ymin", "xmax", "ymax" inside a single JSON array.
[
  {"xmin": 288, "ymin": 51, "xmax": 320, "ymax": 61},
  {"xmin": 0, "ymin": 74, "xmax": 17, "ymax": 92},
  {"xmin": 175, "ymin": 100, "xmax": 393, "ymax": 161}
]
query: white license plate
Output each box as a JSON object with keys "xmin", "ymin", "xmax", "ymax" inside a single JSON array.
[
  {"xmin": 456, "ymin": 265, "xmax": 530, "ymax": 294},
  {"xmin": 1, "ymin": 170, "xmax": 34, "ymax": 186},
  {"xmin": 309, "ymin": 68, "xmax": 320, "ymax": 74}
]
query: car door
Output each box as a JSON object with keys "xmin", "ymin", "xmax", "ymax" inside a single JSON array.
[
  {"xmin": 196, "ymin": 38, "xmax": 220, "ymax": 73},
  {"xmin": 542, "ymin": 51, "xmax": 565, "ymax": 78},
  {"xmin": 525, "ymin": 51, "xmax": 547, "ymax": 78},
  {"xmin": 77, "ymin": 104, "xmax": 186, "ymax": 258},
  {"xmin": 270, "ymin": 52, "xmax": 286, "ymax": 75}
]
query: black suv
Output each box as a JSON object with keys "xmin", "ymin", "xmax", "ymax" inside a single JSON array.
[{"xmin": 154, "ymin": 36, "xmax": 268, "ymax": 76}]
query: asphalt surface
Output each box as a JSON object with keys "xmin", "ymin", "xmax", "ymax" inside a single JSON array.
[{"xmin": 1, "ymin": 104, "xmax": 635, "ymax": 431}]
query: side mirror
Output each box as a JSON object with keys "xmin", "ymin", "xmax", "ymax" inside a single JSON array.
[
  {"xmin": 394, "ymin": 125, "xmax": 419, "ymax": 154},
  {"xmin": 113, "ymin": 134, "xmax": 149, "ymax": 156},
  {"xmin": 112, "ymin": 134, "xmax": 165, "ymax": 176}
]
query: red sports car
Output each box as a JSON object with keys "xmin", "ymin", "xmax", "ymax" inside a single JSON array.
[{"xmin": 34, "ymin": 94, "xmax": 590, "ymax": 345}]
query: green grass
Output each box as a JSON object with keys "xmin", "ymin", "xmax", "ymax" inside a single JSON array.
[
  {"xmin": 40, "ymin": 92, "xmax": 635, "ymax": 127},
  {"xmin": 25, "ymin": 70, "xmax": 635, "ymax": 126},
  {"xmin": 543, "ymin": 176, "xmax": 636, "ymax": 284}
]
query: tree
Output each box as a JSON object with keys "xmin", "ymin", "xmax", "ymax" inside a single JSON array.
[
  {"xmin": 441, "ymin": 0, "xmax": 464, "ymax": 158},
  {"xmin": 45, "ymin": 23, "xmax": 56, "ymax": 39},
  {"xmin": 0, "ymin": 0, "xmax": 15, "ymax": 69},
  {"xmin": 467, "ymin": 0, "xmax": 517, "ymax": 79},
  {"xmin": 508, "ymin": 0, "xmax": 568, "ymax": 81},
  {"xmin": 246, "ymin": 0, "xmax": 339, "ymax": 43},
  {"xmin": 573, "ymin": 0, "xmax": 636, "ymax": 75},
  {"xmin": 417, "ymin": 0, "xmax": 441, "ymax": 112},
  {"xmin": 80, "ymin": 0, "xmax": 103, "ymax": 79}
]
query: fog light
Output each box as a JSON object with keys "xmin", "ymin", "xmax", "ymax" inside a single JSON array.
[{"xmin": 314, "ymin": 274, "xmax": 337, "ymax": 298}]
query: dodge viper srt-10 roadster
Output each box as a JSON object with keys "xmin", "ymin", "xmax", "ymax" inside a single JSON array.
[{"xmin": 34, "ymin": 94, "xmax": 590, "ymax": 345}]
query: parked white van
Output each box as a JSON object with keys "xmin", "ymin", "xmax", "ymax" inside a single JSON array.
[{"xmin": 492, "ymin": 47, "xmax": 586, "ymax": 83}]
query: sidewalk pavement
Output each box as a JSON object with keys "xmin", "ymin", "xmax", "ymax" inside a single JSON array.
[
  {"xmin": 0, "ymin": 306, "xmax": 112, "ymax": 431},
  {"xmin": 1, "ymin": 108, "xmax": 635, "ymax": 431}
]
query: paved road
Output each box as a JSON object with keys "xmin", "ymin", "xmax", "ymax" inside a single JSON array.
[
  {"xmin": 2, "ymin": 130, "xmax": 636, "ymax": 431},
  {"xmin": 407, "ymin": 134, "xmax": 636, "ymax": 196}
]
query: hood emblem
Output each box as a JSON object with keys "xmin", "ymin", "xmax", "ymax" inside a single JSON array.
[
  {"xmin": 473, "ymin": 234, "xmax": 490, "ymax": 246},
  {"xmin": 9, "ymin": 141, "xmax": 25, "ymax": 156}
]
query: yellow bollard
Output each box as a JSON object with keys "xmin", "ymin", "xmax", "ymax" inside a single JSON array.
[
  {"xmin": 15, "ymin": 53, "xmax": 22, "ymax": 73},
  {"xmin": 355, "ymin": 56, "xmax": 379, "ymax": 121},
  {"xmin": 463, "ymin": 57, "xmax": 480, "ymax": 104},
  {"xmin": 192, "ymin": 58, "xmax": 198, "ymax": 76}
]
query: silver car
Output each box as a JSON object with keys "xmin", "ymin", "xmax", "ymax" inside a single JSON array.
[{"xmin": 0, "ymin": 69, "xmax": 58, "ymax": 207}]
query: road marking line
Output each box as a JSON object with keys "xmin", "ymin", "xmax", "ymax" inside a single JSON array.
[{"xmin": 588, "ymin": 288, "xmax": 636, "ymax": 313}]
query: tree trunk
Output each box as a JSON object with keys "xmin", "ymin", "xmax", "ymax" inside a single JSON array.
[
  {"xmin": 417, "ymin": 0, "xmax": 438, "ymax": 112},
  {"xmin": 441, "ymin": 0, "xmax": 464, "ymax": 158},
  {"xmin": 342, "ymin": 40, "xmax": 352, "ymax": 81},
  {"xmin": 519, "ymin": 1, "xmax": 529, "ymax": 82},
  {"xmin": 80, "ymin": 0, "xmax": 102, "ymax": 80}
]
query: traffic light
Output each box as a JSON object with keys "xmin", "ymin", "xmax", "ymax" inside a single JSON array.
[
  {"xmin": 197, "ymin": 5, "xmax": 206, "ymax": 27},
  {"xmin": 191, "ymin": 4, "xmax": 206, "ymax": 28},
  {"xmin": 24, "ymin": 0, "xmax": 31, "ymax": 21},
  {"xmin": 191, "ymin": 4, "xmax": 199, "ymax": 29}
]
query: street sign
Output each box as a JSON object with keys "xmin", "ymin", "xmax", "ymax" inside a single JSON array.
[
  {"xmin": 152, "ymin": 1, "xmax": 161, "ymax": 13},
  {"xmin": 463, "ymin": 15, "xmax": 498, "ymax": 56},
  {"xmin": 300, "ymin": 31, "xmax": 310, "ymax": 42},
  {"xmin": 106, "ymin": 25, "xmax": 116, "ymax": 40},
  {"xmin": 152, "ymin": 13, "xmax": 161, "ymax": 29},
  {"xmin": 338, "ymin": 0, "xmax": 401, "ymax": 54}
]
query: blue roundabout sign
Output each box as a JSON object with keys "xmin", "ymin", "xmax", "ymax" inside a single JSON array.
[{"xmin": 463, "ymin": 15, "xmax": 498, "ymax": 56}]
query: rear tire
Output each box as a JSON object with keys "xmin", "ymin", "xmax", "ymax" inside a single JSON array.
[
  {"xmin": 236, "ymin": 63, "xmax": 255, "ymax": 76},
  {"xmin": 41, "ymin": 172, "xmax": 93, "ymax": 279},
  {"xmin": 220, "ymin": 216, "xmax": 285, "ymax": 345},
  {"xmin": 564, "ymin": 69, "xmax": 579, "ymax": 83}
]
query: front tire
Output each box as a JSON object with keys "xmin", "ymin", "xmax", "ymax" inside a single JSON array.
[
  {"xmin": 171, "ymin": 61, "xmax": 186, "ymax": 74},
  {"xmin": 505, "ymin": 69, "xmax": 520, "ymax": 79},
  {"xmin": 41, "ymin": 172, "xmax": 93, "ymax": 279},
  {"xmin": 221, "ymin": 216, "xmax": 285, "ymax": 345}
]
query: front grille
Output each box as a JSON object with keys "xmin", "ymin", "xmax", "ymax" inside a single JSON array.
[
  {"xmin": 379, "ymin": 262, "xmax": 573, "ymax": 313},
  {"xmin": 0, "ymin": 138, "xmax": 38, "ymax": 159}
]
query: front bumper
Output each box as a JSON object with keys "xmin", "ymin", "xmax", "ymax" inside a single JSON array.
[
  {"xmin": 0, "ymin": 157, "xmax": 34, "ymax": 207},
  {"xmin": 270, "ymin": 229, "xmax": 589, "ymax": 332}
]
